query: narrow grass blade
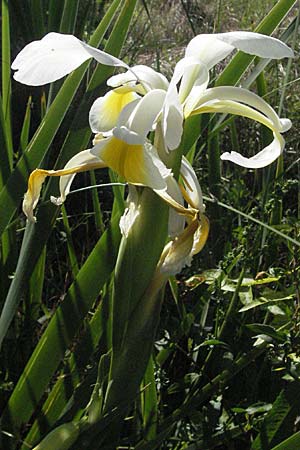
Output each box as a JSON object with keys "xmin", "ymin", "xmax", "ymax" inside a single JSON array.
[
  {"xmin": 90, "ymin": 171, "xmax": 105, "ymax": 234},
  {"xmin": 48, "ymin": 0, "xmax": 64, "ymax": 32},
  {"xmin": 29, "ymin": 0, "xmax": 45, "ymax": 38},
  {"xmin": 1, "ymin": 216, "xmax": 121, "ymax": 444},
  {"xmin": 59, "ymin": 0, "xmax": 79, "ymax": 34},
  {"xmin": 141, "ymin": 355, "xmax": 158, "ymax": 440},
  {"xmin": 21, "ymin": 299, "xmax": 107, "ymax": 448},
  {"xmin": 19, "ymin": 96, "xmax": 32, "ymax": 153},
  {"xmin": 2, "ymin": 0, "xmax": 13, "ymax": 167},
  {"xmin": 202, "ymin": 195, "xmax": 300, "ymax": 248},
  {"xmin": 61, "ymin": 206, "xmax": 79, "ymax": 278},
  {"xmin": 26, "ymin": 246, "xmax": 46, "ymax": 323},
  {"xmin": 271, "ymin": 431, "xmax": 300, "ymax": 450}
]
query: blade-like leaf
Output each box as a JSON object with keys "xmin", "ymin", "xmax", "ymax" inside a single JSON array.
[
  {"xmin": 251, "ymin": 382, "xmax": 300, "ymax": 450},
  {"xmin": 0, "ymin": 0, "xmax": 124, "ymax": 349},
  {"xmin": 1, "ymin": 215, "xmax": 121, "ymax": 443}
]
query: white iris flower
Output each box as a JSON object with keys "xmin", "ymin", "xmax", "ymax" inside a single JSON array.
[{"xmin": 12, "ymin": 30, "xmax": 292, "ymax": 244}]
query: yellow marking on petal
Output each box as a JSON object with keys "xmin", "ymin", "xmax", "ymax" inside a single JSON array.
[
  {"xmin": 99, "ymin": 136, "xmax": 158, "ymax": 188},
  {"xmin": 155, "ymin": 188, "xmax": 196, "ymax": 218},
  {"xmin": 179, "ymin": 183, "xmax": 198, "ymax": 210},
  {"xmin": 23, "ymin": 162, "xmax": 106, "ymax": 222},
  {"xmin": 193, "ymin": 214, "xmax": 210, "ymax": 255},
  {"xmin": 100, "ymin": 89, "xmax": 137, "ymax": 131}
]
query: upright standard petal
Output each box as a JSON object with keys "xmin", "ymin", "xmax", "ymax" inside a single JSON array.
[
  {"xmin": 89, "ymin": 87, "xmax": 139, "ymax": 133},
  {"xmin": 12, "ymin": 32, "xmax": 127, "ymax": 86},
  {"xmin": 185, "ymin": 31, "xmax": 293, "ymax": 70},
  {"xmin": 107, "ymin": 65, "xmax": 169, "ymax": 92}
]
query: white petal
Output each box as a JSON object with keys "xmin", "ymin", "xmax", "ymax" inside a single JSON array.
[
  {"xmin": 186, "ymin": 32, "xmax": 293, "ymax": 70},
  {"xmin": 91, "ymin": 136, "xmax": 170, "ymax": 190},
  {"xmin": 107, "ymin": 65, "xmax": 169, "ymax": 91},
  {"xmin": 113, "ymin": 126, "xmax": 144, "ymax": 145},
  {"xmin": 127, "ymin": 89, "xmax": 166, "ymax": 137},
  {"xmin": 119, "ymin": 186, "xmax": 140, "ymax": 238},
  {"xmin": 221, "ymin": 132, "xmax": 284, "ymax": 168},
  {"xmin": 180, "ymin": 157, "xmax": 205, "ymax": 213},
  {"xmin": 164, "ymin": 175, "xmax": 185, "ymax": 238},
  {"xmin": 215, "ymin": 31, "xmax": 294, "ymax": 59},
  {"xmin": 163, "ymin": 99, "xmax": 183, "ymax": 151},
  {"xmin": 189, "ymin": 86, "xmax": 291, "ymax": 133},
  {"xmin": 52, "ymin": 149, "xmax": 105, "ymax": 205},
  {"xmin": 193, "ymin": 99, "xmax": 275, "ymax": 131},
  {"xmin": 179, "ymin": 60, "xmax": 209, "ymax": 104},
  {"xmin": 12, "ymin": 32, "xmax": 127, "ymax": 86},
  {"xmin": 89, "ymin": 88, "xmax": 139, "ymax": 133}
]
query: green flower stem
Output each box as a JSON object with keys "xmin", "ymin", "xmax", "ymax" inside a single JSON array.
[{"xmin": 102, "ymin": 137, "xmax": 184, "ymax": 422}]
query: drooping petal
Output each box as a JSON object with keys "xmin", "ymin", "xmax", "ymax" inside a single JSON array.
[
  {"xmin": 187, "ymin": 86, "xmax": 292, "ymax": 132},
  {"xmin": 12, "ymin": 32, "xmax": 127, "ymax": 86},
  {"xmin": 159, "ymin": 219, "xmax": 198, "ymax": 275},
  {"xmin": 119, "ymin": 186, "xmax": 140, "ymax": 238},
  {"xmin": 92, "ymin": 136, "xmax": 169, "ymax": 190},
  {"xmin": 180, "ymin": 157, "xmax": 205, "ymax": 212},
  {"xmin": 221, "ymin": 131, "xmax": 284, "ymax": 169},
  {"xmin": 52, "ymin": 149, "xmax": 106, "ymax": 205},
  {"xmin": 185, "ymin": 31, "xmax": 293, "ymax": 70},
  {"xmin": 160, "ymin": 57, "xmax": 205, "ymax": 151},
  {"xmin": 162, "ymin": 93, "xmax": 184, "ymax": 151},
  {"xmin": 159, "ymin": 213, "xmax": 209, "ymax": 276},
  {"xmin": 162, "ymin": 79, "xmax": 183, "ymax": 151},
  {"xmin": 107, "ymin": 64, "xmax": 169, "ymax": 92},
  {"xmin": 192, "ymin": 214, "xmax": 210, "ymax": 255},
  {"xmin": 164, "ymin": 175, "xmax": 186, "ymax": 238},
  {"xmin": 192, "ymin": 99, "xmax": 276, "ymax": 130},
  {"xmin": 89, "ymin": 87, "xmax": 139, "ymax": 133},
  {"xmin": 23, "ymin": 149, "xmax": 105, "ymax": 222}
]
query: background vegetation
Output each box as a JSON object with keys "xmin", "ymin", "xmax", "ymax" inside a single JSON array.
[{"xmin": 0, "ymin": 0, "xmax": 299, "ymax": 449}]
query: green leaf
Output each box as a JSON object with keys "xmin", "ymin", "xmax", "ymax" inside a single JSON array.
[
  {"xmin": 21, "ymin": 299, "xmax": 107, "ymax": 448},
  {"xmin": 1, "ymin": 216, "xmax": 121, "ymax": 443},
  {"xmin": 2, "ymin": 0, "xmax": 13, "ymax": 166},
  {"xmin": 59, "ymin": 0, "xmax": 79, "ymax": 34},
  {"xmin": 0, "ymin": 0, "xmax": 124, "ymax": 349},
  {"xmin": 251, "ymin": 382, "xmax": 300, "ymax": 450},
  {"xmin": 0, "ymin": 0, "xmax": 121, "ymax": 239},
  {"xmin": 141, "ymin": 356, "xmax": 158, "ymax": 440},
  {"xmin": 246, "ymin": 324, "xmax": 286, "ymax": 343},
  {"xmin": 271, "ymin": 431, "xmax": 300, "ymax": 450}
]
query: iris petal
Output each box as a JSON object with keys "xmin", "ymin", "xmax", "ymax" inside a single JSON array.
[
  {"xmin": 221, "ymin": 132, "xmax": 284, "ymax": 169},
  {"xmin": 89, "ymin": 88, "xmax": 139, "ymax": 133},
  {"xmin": 185, "ymin": 31, "xmax": 293, "ymax": 70},
  {"xmin": 23, "ymin": 149, "xmax": 105, "ymax": 222},
  {"xmin": 12, "ymin": 32, "xmax": 127, "ymax": 86},
  {"xmin": 92, "ymin": 136, "xmax": 168, "ymax": 190}
]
